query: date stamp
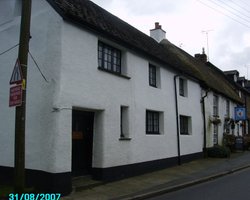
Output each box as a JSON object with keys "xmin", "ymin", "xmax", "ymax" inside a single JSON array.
[{"xmin": 9, "ymin": 194, "xmax": 61, "ymax": 200}]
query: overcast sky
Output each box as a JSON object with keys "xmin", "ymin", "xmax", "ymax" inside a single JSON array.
[{"xmin": 92, "ymin": 0, "xmax": 250, "ymax": 79}]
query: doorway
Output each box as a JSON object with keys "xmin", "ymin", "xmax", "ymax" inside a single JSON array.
[{"xmin": 72, "ymin": 110, "xmax": 94, "ymax": 177}]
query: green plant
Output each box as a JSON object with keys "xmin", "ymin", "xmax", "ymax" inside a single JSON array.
[
  {"xmin": 223, "ymin": 134, "xmax": 236, "ymax": 151},
  {"xmin": 207, "ymin": 145, "xmax": 231, "ymax": 158}
]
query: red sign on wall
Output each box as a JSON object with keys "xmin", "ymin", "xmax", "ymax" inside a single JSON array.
[{"xmin": 9, "ymin": 85, "xmax": 22, "ymax": 107}]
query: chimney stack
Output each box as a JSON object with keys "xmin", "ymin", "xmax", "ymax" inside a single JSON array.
[
  {"xmin": 150, "ymin": 22, "xmax": 166, "ymax": 43},
  {"xmin": 195, "ymin": 48, "xmax": 208, "ymax": 63}
]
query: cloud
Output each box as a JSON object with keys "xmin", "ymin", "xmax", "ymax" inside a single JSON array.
[
  {"xmin": 91, "ymin": 0, "xmax": 250, "ymax": 77},
  {"xmin": 91, "ymin": 0, "xmax": 114, "ymax": 7},
  {"xmin": 211, "ymin": 20, "xmax": 250, "ymax": 72},
  {"xmin": 122, "ymin": 0, "xmax": 187, "ymax": 16}
]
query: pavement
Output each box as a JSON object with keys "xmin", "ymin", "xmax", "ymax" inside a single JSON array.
[{"xmin": 63, "ymin": 151, "xmax": 250, "ymax": 200}]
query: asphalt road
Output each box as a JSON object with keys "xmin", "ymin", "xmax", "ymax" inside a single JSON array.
[{"xmin": 147, "ymin": 168, "xmax": 250, "ymax": 200}]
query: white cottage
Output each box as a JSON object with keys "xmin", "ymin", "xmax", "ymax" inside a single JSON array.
[{"xmin": 0, "ymin": 0, "xmax": 243, "ymax": 195}]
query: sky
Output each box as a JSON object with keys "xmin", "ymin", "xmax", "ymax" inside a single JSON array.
[{"xmin": 92, "ymin": 0, "xmax": 250, "ymax": 79}]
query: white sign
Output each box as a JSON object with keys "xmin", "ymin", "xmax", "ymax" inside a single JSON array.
[{"xmin": 10, "ymin": 59, "xmax": 23, "ymax": 85}]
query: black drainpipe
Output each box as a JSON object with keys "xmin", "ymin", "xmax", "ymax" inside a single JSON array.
[
  {"xmin": 174, "ymin": 75, "xmax": 181, "ymax": 165},
  {"xmin": 201, "ymin": 89, "xmax": 209, "ymax": 157}
]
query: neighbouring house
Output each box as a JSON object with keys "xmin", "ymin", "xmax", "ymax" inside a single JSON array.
[
  {"xmin": 224, "ymin": 70, "xmax": 250, "ymax": 135},
  {"xmin": 0, "ymin": 0, "xmax": 244, "ymax": 195}
]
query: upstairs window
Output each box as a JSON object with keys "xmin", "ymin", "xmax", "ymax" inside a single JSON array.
[
  {"xmin": 98, "ymin": 41, "xmax": 121, "ymax": 74},
  {"xmin": 149, "ymin": 64, "xmax": 157, "ymax": 87},
  {"xmin": 179, "ymin": 78, "xmax": 188, "ymax": 97},
  {"xmin": 213, "ymin": 95, "xmax": 219, "ymax": 116}
]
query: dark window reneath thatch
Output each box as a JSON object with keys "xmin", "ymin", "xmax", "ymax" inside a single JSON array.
[
  {"xmin": 149, "ymin": 64, "xmax": 157, "ymax": 87},
  {"xmin": 98, "ymin": 41, "xmax": 121, "ymax": 74}
]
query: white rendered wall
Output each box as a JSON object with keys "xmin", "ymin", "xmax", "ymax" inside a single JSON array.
[
  {"xmin": 0, "ymin": 0, "xmax": 208, "ymax": 173},
  {"xmin": 178, "ymin": 79, "xmax": 203, "ymax": 155},
  {"xmin": 0, "ymin": 0, "xmax": 64, "ymax": 173},
  {"xmin": 204, "ymin": 92, "xmax": 240, "ymax": 147},
  {"xmin": 57, "ymin": 21, "xmax": 205, "ymax": 168}
]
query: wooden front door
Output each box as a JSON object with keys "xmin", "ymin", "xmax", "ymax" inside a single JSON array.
[{"xmin": 72, "ymin": 110, "xmax": 94, "ymax": 177}]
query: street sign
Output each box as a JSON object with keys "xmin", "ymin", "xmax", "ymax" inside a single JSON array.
[
  {"xmin": 9, "ymin": 85, "xmax": 22, "ymax": 107},
  {"xmin": 234, "ymin": 107, "xmax": 246, "ymax": 121},
  {"xmin": 10, "ymin": 59, "xmax": 23, "ymax": 85}
]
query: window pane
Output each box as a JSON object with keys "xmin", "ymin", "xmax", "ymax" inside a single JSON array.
[
  {"xmin": 98, "ymin": 42, "xmax": 122, "ymax": 74},
  {"xmin": 146, "ymin": 111, "xmax": 160, "ymax": 134},
  {"xmin": 226, "ymin": 100, "xmax": 230, "ymax": 117},
  {"xmin": 213, "ymin": 95, "xmax": 218, "ymax": 116},
  {"xmin": 179, "ymin": 78, "xmax": 184, "ymax": 96},
  {"xmin": 149, "ymin": 64, "xmax": 156, "ymax": 87},
  {"xmin": 180, "ymin": 116, "xmax": 189, "ymax": 135}
]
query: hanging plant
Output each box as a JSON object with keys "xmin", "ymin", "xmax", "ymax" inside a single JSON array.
[{"xmin": 210, "ymin": 116, "xmax": 221, "ymax": 125}]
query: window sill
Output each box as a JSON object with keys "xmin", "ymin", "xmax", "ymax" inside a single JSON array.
[
  {"xmin": 98, "ymin": 67, "xmax": 131, "ymax": 79},
  {"xmin": 119, "ymin": 137, "xmax": 132, "ymax": 141},
  {"xmin": 180, "ymin": 133, "xmax": 191, "ymax": 136},
  {"xmin": 149, "ymin": 84, "xmax": 157, "ymax": 88},
  {"xmin": 146, "ymin": 132, "xmax": 161, "ymax": 135}
]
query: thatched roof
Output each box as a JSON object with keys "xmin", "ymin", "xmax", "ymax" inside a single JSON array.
[{"xmin": 47, "ymin": 0, "xmax": 242, "ymax": 103}]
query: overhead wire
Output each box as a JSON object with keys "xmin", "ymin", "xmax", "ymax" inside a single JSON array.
[
  {"xmin": 215, "ymin": 0, "xmax": 250, "ymax": 20},
  {"xmin": 28, "ymin": 51, "xmax": 49, "ymax": 83},
  {"xmin": 0, "ymin": 44, "xmax": 19, "ymax": 56},
  {"xmin": 197, "ymin": 0, "xmax": 250, "ymax": 28},
  {"xmin": 236, "ymin": 0, "xmax": 250, "ymax": 7},
  {"xmin": 205, "ymin": 0, "xmax": 250, "ymax": 24},
  {"xmin": 229, "ymin": 0, "xmax": 250, "ymax": 15}
]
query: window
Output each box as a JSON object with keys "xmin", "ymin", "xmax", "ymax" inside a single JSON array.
[
  {"xmin": 179, "ymin": 78, "xmax": 187, "ymax": 97},
  {"xmin": 120, "ymin": 106, "xmax": 129, "ymax": 138},
  {"xmin": 98, "ymin": 41, "xmax": 121, "ymax": 74},
  {"xmin": 226, "ymin": 100, "xmax": 230, "ymax": 117},
  {"xmin": 179, "ymin": 78, "xmax": 184, "ymax": 96},
  {"xmin": 213, "ymin": 124, "xmax": 218, "ymax": 145},
  {"xmin": 149, "ymin": 64, "xmax": 157, "ymax": 87},
  {"xmin": 213, "ymin": 95, "xmax": 219, "ymax": 116},
  {"xmin": 180, "ymin": 115, "xmax": 192, "ymax": 135},
  {"xmin": 146, "ymin": 111, "xmax": 160, "ymax": 134}
]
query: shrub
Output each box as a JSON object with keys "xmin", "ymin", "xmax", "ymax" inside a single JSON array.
[{"xmin": 207, "ymin": 145, "xmax": 231, "ymax": 158}]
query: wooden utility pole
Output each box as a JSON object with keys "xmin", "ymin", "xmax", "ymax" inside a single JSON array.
[{"xmin": 14, "ymin": 0, "xmax": 32, "ymax": 193}]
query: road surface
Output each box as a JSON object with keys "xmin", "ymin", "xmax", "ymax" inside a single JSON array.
[{"xmin": 147, "ymin": 168, "xmax": 250, "ymax": 200}]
